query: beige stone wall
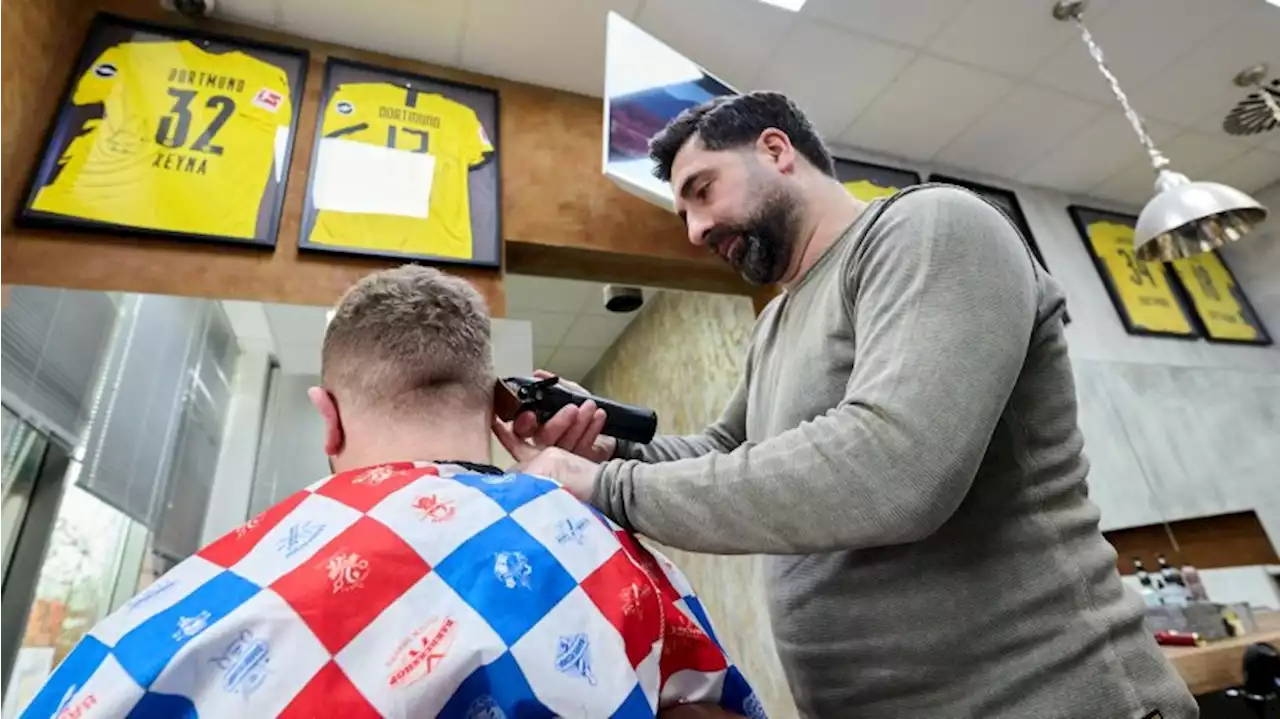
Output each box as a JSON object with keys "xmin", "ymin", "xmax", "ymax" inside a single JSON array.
[{"xmin": 586, "ymin": 290, "xmax": 798, "ymax": 718}]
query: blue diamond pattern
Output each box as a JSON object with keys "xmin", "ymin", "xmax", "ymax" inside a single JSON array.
[
  {"xmin": 435, "ymin": 517, "xmax": 576, "ymax": 645},
  {"xmin": 450, "ymin": 472, "xmax": 558, "ymax": 513},
  {"xmin": 20, "ymin": 635, "xmax": 112, "ymax": 719},
  {"xmin": 438, "ymin": 652, "xmax": 553, "ymax": 718}
]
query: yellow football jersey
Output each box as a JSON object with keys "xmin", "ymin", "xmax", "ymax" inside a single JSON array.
[
  {"xmin": 843, "ymin": 179, "xmax": 899, "ymax": 203},
  {"xmin": 307, "ymin": 82, "xmax": 494, "ymax": 259},
  {"xmin": 1087, "ymin": 220, "xmax": 1192, "ymax": 334},
  {"xmin": 32, "ymin": 40, "xmax": 293, "ymax": 239}
]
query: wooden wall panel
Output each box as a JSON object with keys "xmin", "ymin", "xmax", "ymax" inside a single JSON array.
[
  {"xmin": 1, "ymin": 0, "xmax": 750, "ymax": 313},
  {"xmin": 1104, "ymin": 511, "xmax": 1279, "ymax": 572}
]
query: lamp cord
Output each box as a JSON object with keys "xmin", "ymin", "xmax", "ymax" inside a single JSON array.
[{"xmin": 1074, "ymin": 17, "xmax": 1171, "ymax": 172}]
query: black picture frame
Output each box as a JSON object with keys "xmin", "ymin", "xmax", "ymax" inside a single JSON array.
[
  {"xmin": 297, "ymin": 57, "xmax": 502, "ymax": 270},
  {"xmin": 15, "ymin": 12, "xmax": 309, "ymax": 249},
  {"xmin": 1169, "ymin": 250, "xmax": 1272, "ymax": 346},
  {"xmin": 1067, "ymin": 205, "xmax": 1198, "ymax": 339},
  {"xmin": 931, "ymin": 174, "xmax": 1070, "ymax": 323},
  {"xmin": 832, "ymin": 157, "xmax": 921, "ymax": 203}
]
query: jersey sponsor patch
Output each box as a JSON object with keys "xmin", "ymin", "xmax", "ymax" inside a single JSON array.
[{"xmin": 253, "ymin": 87, "xmax": 284, "ymax": 112}]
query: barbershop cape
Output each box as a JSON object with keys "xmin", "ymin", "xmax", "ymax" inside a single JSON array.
[{"xmin": 20, "ymin": 461, "xmax": 765, "ymax": 718}]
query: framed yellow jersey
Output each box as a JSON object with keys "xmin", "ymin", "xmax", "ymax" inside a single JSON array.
[
  {"xmin": 1068, "ymin": 205, "xmax": 1198, "ymax": 339},
  {"xmin": 17, "ymin": 14, "xmax": 308, "ymax": 247},
  {"xmin": 833, "ymin": 157, "xmax": 921, "ymax": 204},
  {"xmin": 299, "ymin": 59, "xmax": 501, "ymax": 269},
  {"xmin": 1170, "ymin": 250, "xmax": 1270, "ymax": 346}
]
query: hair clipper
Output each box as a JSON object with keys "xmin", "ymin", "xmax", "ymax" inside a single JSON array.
[{"xmin": 494, "ymin": 375, "xmax": 658, "ymax": 444}]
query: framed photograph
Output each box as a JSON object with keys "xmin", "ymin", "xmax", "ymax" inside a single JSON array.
[
  {"xmin": 298, "ymin": 58, "xmax": 501, "ymax": 268},
  {"xmin": 1170, "ymin": 251, "xmax": 1271, "ymax": 345},
  {"xmin": 931, "ymin": 175, "xmax": 1069, "ymax": 323},
  {"xmin": 1068, "ymin": 205, "xmax": 1198, "ymax": 339},
  {"xmin": 833, "ymin": 157, "xmax": 920, "ymax": 203},
  {"xmin": 17, "ymin": 13, "xmax": 308, "ymax": 248}
]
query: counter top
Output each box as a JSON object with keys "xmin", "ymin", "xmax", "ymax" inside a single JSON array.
[{"xmin": 1163, "ymin": 611, "xmax": 1280, "ymax": 695}]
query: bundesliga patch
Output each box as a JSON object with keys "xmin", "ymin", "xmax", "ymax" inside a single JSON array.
[{"xmin": 253, "ymin": 88, "xmax": 284, "ymax": 113}]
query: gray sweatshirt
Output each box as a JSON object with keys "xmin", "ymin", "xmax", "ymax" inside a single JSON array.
[{"xmin": 593, "ymin": 186, "xmax": 1197, "ymax": 718}]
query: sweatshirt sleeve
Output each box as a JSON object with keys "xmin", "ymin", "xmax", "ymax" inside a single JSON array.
[
  {"xmin": 591, "ymin": 187, "xmax": 1040, "ymax": 554},
  {"xmin": 610, "ymin": 352, "xmax": 751, "ymax": 463}
]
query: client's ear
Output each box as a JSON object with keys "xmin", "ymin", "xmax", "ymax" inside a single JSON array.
[{"xmin": 307, "ymin": 386, "xmax": 345, "ymax": 457}]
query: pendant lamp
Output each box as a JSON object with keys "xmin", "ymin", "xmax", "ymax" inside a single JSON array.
[{"xmin": 1053, "ymin": 0, "xmax": 1268, "ymax": 262}]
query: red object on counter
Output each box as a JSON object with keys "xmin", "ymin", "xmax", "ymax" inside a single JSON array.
[{"xmin": 1154, "ymin": 630, "xmax": 1203, "ymax": 647}]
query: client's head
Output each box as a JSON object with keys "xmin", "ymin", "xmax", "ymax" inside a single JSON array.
[{"xmin": 309, "ymin": 265, "xmax": 495, "ymax": 471}]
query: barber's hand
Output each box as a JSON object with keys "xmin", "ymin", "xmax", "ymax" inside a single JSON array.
[
  {"xmin": 493, "ymin": 417, "xmax": 601, "ymax": 502},
  {"xmin": 507, "ymin": 370, "xmax": 617, "ymax": 462}
]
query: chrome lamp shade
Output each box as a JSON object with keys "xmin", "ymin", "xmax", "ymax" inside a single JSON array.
[{"xmin": 1134, "ymin": 170, "xmax": 1270, "ymax": 262}]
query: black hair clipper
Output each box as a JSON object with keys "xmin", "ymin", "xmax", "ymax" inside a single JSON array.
[{"xmin": 494, "ymin": 375, "xmax": 658, "ymax": 444}]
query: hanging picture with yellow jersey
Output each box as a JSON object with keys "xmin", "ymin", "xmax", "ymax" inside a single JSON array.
[
  {"xmin": 18, "ymin": 14, "xmax": 307, "ymax": 247},
  {"xmin": 1068, "ymin": 206, "xmax": 1198, "ymax": 339},
  {"xmin": 1169, "ymin": 251, "xmax": 1270, "ymax": 345},
  {"xmin": 833, "ymin": 157, "xmax": 920, "ymax": 204},
  {"xmin": 299, "ymin": 59, "xmax": 501, "ymax": 268}
]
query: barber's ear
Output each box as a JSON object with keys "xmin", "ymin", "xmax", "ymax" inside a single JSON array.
[{"xmin": 307, "ymin": 386, "xmax": 345, "ymax": 457}]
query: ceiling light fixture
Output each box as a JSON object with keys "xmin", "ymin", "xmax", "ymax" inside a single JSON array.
[
  {"xmin": 1229, "ymin": 63, "xmax": 1280, "ymax": 132},
  {"xmin": 757, "ymin": 0, "xmax": 807, "ymax": 11},
  {"xmin": 1053, "ymin": 0, "xmax": 1268, "ymax": 262}
]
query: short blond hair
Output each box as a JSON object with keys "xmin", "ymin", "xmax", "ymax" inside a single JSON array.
[{"xmin": 322, "ymin": 265, "xmax": 493, "ymax": 415}]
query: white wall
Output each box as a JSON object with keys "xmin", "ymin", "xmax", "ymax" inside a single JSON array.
[
  {"xmin": 832, "ymin": 143, "xmax": 1280, "ymax": 546},
  {"xmin": 200, "ymin": 350, "xmax": 272, "ymax": 543}
]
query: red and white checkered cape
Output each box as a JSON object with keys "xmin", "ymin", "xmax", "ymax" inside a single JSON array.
[{"xmin": 20, "ymin": 462, "xmax": 765, "ymax": 718}]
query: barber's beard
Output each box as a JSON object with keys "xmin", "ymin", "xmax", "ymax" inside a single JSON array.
[{"xmin": 715, "ymin": 186, "xmax": 802, "ymax": 286}]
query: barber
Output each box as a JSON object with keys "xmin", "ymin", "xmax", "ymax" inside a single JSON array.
[{"xmin": 495, "ymin": 92, "xmax": 1196, "ymax": 719}]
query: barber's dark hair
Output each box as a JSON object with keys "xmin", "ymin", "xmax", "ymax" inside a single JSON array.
[{"xmin": 648, "ymin": 91, "xmax": 836, "ymax": 182}]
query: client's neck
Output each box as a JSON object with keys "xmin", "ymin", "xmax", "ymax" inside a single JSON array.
[{"xmin": 331, "ymin": 410, "xmax": 494, "ymax": 474}]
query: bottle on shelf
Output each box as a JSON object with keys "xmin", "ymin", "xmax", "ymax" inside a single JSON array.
[
  {"xmin": 1181, "ymin": 564, "xmax": 1208, "ymax": 602},
  {"xmin": 1156, "ymin": 554, "xmax": 1191, "ymax": 607},
  {"xmin": 1133, "ymin": 557, "xmax": 1161, "ymax": 608}
]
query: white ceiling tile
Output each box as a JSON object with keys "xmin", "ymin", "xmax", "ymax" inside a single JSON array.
[
  {"xmin": 933, "ymin": 85, "xmax": 1104, "ymax": 178},
  {"xmin": 215, "ymin": 0, "xmax": 281, "ymax": 27},
  {"xmin": 754, "ymin": 21, "xmax": 915, "ymax": 138},
  {"xmin": 220, "ymin": 300, "xmax": 274, "ymax": 343},
  {"xmin": 505, "ymin": 275, "xmax": 597, "ymax": 314},
  {"xmin": 927, "ymin": 0, "xmax": 1086, "ymax": 78},
  {"xmin": 803, "ymin": 0, "xmax": 968, "ymax": 48},
  {"xmin": 534, "ymin": 345, "xmax": 555, "ymax": 368},
  {"xmin": 837, "ymin": 55, "xmax": 1015, "ymax": 161},
  {"xmin": 560, "ymin": 314, "xmax": 632, "ymax": 349},
  {"xmin": 1205, "ymin": 149, "xmax": 1280, "ymax": 194},
  {"xmin": 1016, "ymin": 112, "xmax": 1178, "ymax": 193},
  {"xmin": 1129, "ymin": 5, "xmax": 1280, "ymax": 131},
  {"xmin": 278, "ymin": 0, "xmax": 468, "ymax": 67},
  {"xmin": 1156, "ymin": 132, "xmax": 1252, "ymax": 178},
  {"xmin": 636, "ymin": 0, "xmax": 796, "ymax": 89},
  {"xmin": 545, "ymin": 347, "xmax": 605, "ymax": 383},
  {"xmin": 1031, "ymin": 0, "xmax": 1255, "ymax": 103},
  {"xmin": 264, "ymin": 304, "xmax": 330, "ymax": 346},
  {"xmin": 1267, "ymin": 130, "xmax": 1280, "ymax": 155},
  {"xmin": 1089, "ymin": 160, "xmax": 1160, "ymax": 207},
  {"xmin": 461, "ymin": 0, "xmax": 639, "ymax": 96},
  {"xmin": 505, "ymin": 310, "xmax": 576, "ymax": 348}
]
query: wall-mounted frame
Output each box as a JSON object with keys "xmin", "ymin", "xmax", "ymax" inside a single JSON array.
[
  {"xmin": 833, "ymin": 157, "xmax": 921, "ymax": 203},
  {"xmin": 1170, "ymin": 251, "xmax": 1271, "ymax": 345},
  {"xmin": 16, "ymin": 13, "xmax": 308, "ymax": 248},
  {"xmin": 931, "ymin": 174, "xmax": 1069, "ymax": 323},
  {"xmin": 297, "ymin": 58, "xmax": 501, "ymax": 269},
  {"xmin": 1068, "ymin": 205, "xmax": 1198, "ymax": 339}
]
